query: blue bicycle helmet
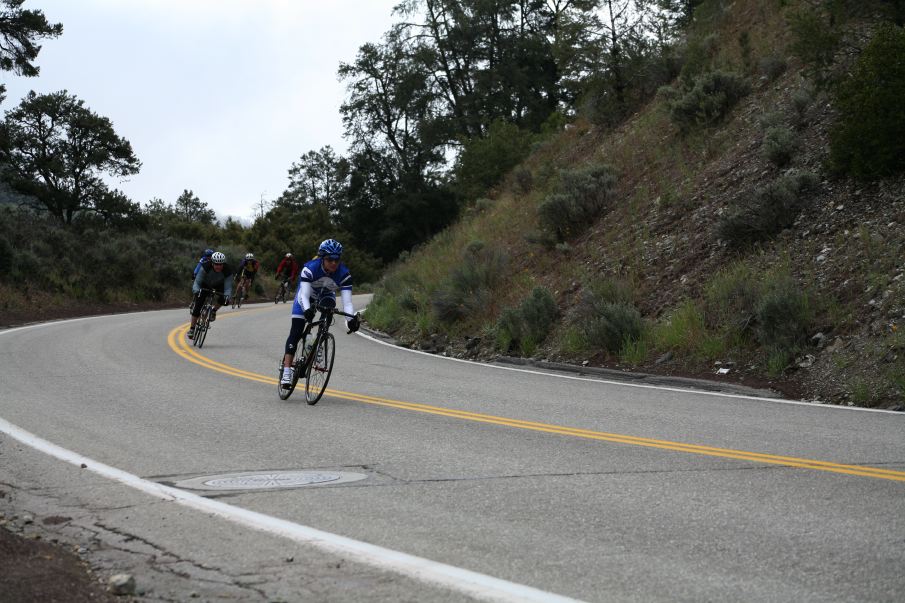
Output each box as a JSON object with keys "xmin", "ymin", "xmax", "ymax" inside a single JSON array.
[
  {"xmin": 317, "ymin": 239, "xmax": 343, "ymax": 258},
  {"xmin": 204, "ymin": 248, "xmax": 214, "ymax": 256}
]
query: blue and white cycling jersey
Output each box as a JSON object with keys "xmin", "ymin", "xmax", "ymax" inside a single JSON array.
[{"xmin": 291, "ymin": 258, "xmax": 354, "ymax": 319}]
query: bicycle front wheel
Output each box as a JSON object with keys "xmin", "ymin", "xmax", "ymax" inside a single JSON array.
[
  {"xmin": 304, "ymin": 333, "xmax": 335, "ymax": 405},
  {"xmin": 195, "ymin": 308, "xmax": 210, "ymax": 348}
]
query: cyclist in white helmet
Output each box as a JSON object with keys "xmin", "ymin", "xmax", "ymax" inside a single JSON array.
[
  {"xmin": 187, "ymin": 251, "xmax": 233, "ymax": 339},
  {"xmin": 234, "ymin": 252, "xmax": 260, "ymax": 302},
  {"xmin": 275, "ymin": 252, "xmax": 300, "ymax": 289}
]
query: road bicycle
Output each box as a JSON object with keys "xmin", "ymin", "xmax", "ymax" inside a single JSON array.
[
  {"xmin": 277, "ymin": 303, "xmax": 359, "ymax": 405},
  {"xmin": 232, "ymin": 276, "xmax": 251, "ymax": 309},
  {"xmin": 192, "ymin": 289, "xmax": 217, "ymax": 349},
  {"xmin": 274, "ymin": 278, "xmax": 292, "ymax": 304}
]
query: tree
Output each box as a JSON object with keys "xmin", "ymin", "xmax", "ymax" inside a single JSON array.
[
  {"xmin": 0, "ymin": 90, "xmax": 141, "ymax": 224},
  {"xmin": 285, "ymin": 146, "xmax": 349, "ymax": 212},
  {"xmin": 0, "ymin": 0, "xmax": 62, "ymax": 103},
  {"xmin": 394, "ymin": 0, "xmax": 579, "ymax": 136},
  {"xmin": 174, "ymin": 189, "xmax": 216, "ymax": 224},
  {"xmin": 339, "ymin": 29, "xmax": 459, "ymax": 261},
  {"xmin": 143, "ymin": 197, "xmax": 173, "ymax": 226},
  {"xmin": 541, "ymin": 0, "xmax": 605, "ymax": 106},
  {"xmin": 339, "ymin": 30, "xmax": 445, "ymax": 179},
  {"xmin": 93, "ymin": 188, "xmax": 142, "ymax": 227},
  {"xmin": 829, "ymin": 24, "xmax": 905, "ymax": 178}
]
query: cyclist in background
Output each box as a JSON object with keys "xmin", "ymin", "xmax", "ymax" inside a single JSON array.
[
  {"xmin": 192, "ymin": 248, "xmax": 214, "ymax": 281},
  {"xmin": 187, "ymin": 252, "xmax": 233, "ymax": 340},
  {"xmin": 280, "ymin": 239, "xmax": 360, "ymax": 388},
  {"xmin": 275, "ymin": 252, "xmax": 300, "ymax": 290},
  {"xmin": 235, "ymin": 252, "xmax": 260, "ymax": 299}
]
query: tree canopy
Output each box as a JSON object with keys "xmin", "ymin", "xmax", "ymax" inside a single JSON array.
[
  {"xmin": 0, "ymin": 90, "xmax": 141, "ymax": 224},
  {"xmin": 0, "ymin": 0, "xmax": 62, "ymax": 103}
]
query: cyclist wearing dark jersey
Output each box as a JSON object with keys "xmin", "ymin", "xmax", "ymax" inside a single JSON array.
[
  {"xmin": 187, "ymin": 252, "xmax": 233, "ymax": 339},
  {"xmin": 275, "ymin": 252, "xmax": 300, "ymax": 287},
  {"xmin": 280, "ymin": 239, "xmax": 360, "ymax": 387},
  {"xmin": 236, "ymin": 253, "xmax": 260, "ymax": 284}
]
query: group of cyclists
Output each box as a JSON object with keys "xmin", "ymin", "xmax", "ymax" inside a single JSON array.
[{"xmin": 186, "ymin": 239, "xmax": 360, "ymax": 388}]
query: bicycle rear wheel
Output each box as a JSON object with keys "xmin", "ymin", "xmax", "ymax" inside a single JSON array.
[
  {"xmin": 277, "ymin": 352, "xmax": 303, "ymax": 400},
  {"xmin": 304, "ymin": 332, "xmax": 335, "ymax": 405}
]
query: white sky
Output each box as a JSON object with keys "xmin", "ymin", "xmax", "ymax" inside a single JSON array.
[{"xmin": 1, "ymin": 0, "xmax": 400, "ymax": 222}]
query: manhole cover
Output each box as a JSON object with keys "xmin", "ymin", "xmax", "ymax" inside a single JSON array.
[{"xmin": 173, "ymin": 470, "xmax": 367, "ymax": 491}]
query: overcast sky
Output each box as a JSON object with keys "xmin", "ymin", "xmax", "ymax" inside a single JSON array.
[{"xmin": 2, "ymin": 0, "xmax": 400, "ymax": 221}]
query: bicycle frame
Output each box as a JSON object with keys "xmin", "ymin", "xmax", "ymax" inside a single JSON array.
[
  {"xmin": 277, "ymin": 302, "xmax": 358, "ymax": 402},
  {"xmin": 299, "ymin": 305, "xmax": 355, "ymax": 357}
]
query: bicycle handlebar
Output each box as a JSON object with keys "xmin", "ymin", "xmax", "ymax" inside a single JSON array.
[{"xmin": 311, "ymin": 304, "xmax": 360, "ymax": 333}]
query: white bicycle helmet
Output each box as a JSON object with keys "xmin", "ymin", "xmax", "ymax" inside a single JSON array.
[
  {"xmin": 211, "ymin": 252, "xmax": 226, "ymax": 264},
  {"xmin": 245, "ymin": 253, "xmax": 254, "ymax": 260}
]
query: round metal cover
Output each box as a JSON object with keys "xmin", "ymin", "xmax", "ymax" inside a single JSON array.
[{"xmin": 173, "ymin": 470, "xmax": 367, "ymax": 491}]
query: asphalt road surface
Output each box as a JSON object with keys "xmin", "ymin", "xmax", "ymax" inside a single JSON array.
[{"xmin": 2, "ymin": 297, "xmax": 904, "ymax": 602}]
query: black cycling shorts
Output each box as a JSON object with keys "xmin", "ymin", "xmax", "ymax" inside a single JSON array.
[{"xmin": 191, "ymin": 290, "xmax": 226, "ymax": 317}]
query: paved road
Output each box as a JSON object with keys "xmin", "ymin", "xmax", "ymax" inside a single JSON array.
[{"xmin": 2, "ymin": 298, "xmax": 904, "ymax": 601}]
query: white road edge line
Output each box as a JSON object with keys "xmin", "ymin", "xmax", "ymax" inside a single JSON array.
[
  {"xmin": 0, "ymin": 417, "xmax": 583, "ymax": 603},
  {"xmin": 354, "ymin": 331, "xmax": 903, "ymax": 414}
]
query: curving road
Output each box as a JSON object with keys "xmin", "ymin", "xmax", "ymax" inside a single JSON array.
[{"xmin": 1, "ymin": 297, "xmax": 904, "ymax": 602}]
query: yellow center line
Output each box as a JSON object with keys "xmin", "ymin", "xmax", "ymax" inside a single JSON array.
[{"xmin": 167, "ymin": 322, "xmax": 905, "ymax": 483}]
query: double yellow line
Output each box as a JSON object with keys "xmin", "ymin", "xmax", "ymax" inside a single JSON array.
[{"xmin": 168, "ymin": 321, "xmax": 905, "ymax": 483}]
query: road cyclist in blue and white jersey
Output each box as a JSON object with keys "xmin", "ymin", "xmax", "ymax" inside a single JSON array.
[{"xmin": 280, "ymin": 239, "xmax": 361, "ymax": 388}]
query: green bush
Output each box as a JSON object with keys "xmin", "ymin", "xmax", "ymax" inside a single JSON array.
[
  {"xmin": 678, "ymin": 34, "xmax": 719, "ymax": 84},
  {"xmin": 586, "ymin": 302, "xmax": 644, "ymax": 354},
  {"xmin": 454, "ymin": 119, "xmax": 535, "ymax": 201},
  {"xmin": 758, "ymin": 55, "xmax": 787, "ymax": 81},
  {"xmin": 431, "ymin": 242, "xmax": 507, "ymax": 323},
  {"xmin": 791, "ymin": 85, "xmax": 814, "ymax": 128},
  {"xmin": 364, "ymin": 291, "xmax": 406, "ymax": 332},
  {"xmin": 754, "ymin": 282, "xmax": 813, "ymax": 353},
  {"xmin": 762, "ymin": 126, "xmax": 797, "ymax": 167},
  {"xmin": 496, "ymin": 287, "xmax": 558, "ymax": 355},
  {"xmin": 575, "ymin": 278, "xmax": 643, "ymax": 354},
  {"xmin": 367, "ymin": 270, "xmax": 426, "ymax": 332},
  {"xmin": 0, "ymin": 207, "xmax": 206, "ymax": 303},
  {"xmin": 586, "ymin": 277, "xmax": 635, "ymax": 307},
  {"xmin": 537, "ymin": 164, "xmax": 617, "ymax": 241},
  {"xmin": 717, "ymin": 170, "xmax": 818, "ymax": 248},
  {"xmin": 829, "ymin": 24, "xmax": 905, "ymax": 179},
  {"xmin": 788, "ymin": 9, "xmax": 840, "ymax": 88},
  {"xmin": 703, "ymin": 261, "xmax": 761, "ymax": 336},
  {"xmin": 757, "ymin": 110, "xmax": 785, "ymax": 130},
  {"xmin": 668, "ymin": 71, "xmax": 751, "ymax": 132},
  {"xmin": 513, "ymin": 167, "xmax": 534, "ymax": 195},
  {"xmin": 652, "ymin": 300, "xmax": 706, "ymax": 355}
]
